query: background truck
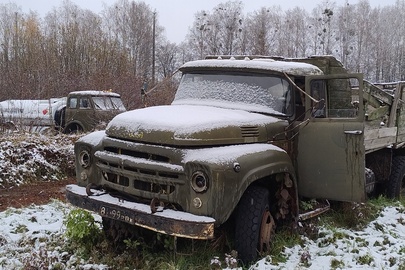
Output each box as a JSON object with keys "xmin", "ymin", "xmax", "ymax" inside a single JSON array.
[
  {"xmin": 0, "ymin": 90, "xmax": 126, "ymax": 133},
  {"xmin": 66, "ymin": 55, "xmax": 405, "ymax": 263}
]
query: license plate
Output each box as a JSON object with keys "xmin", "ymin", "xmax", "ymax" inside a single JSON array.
[{"xmin": 99, "ymin": 205, "xmax": 133, "ymax": 223}]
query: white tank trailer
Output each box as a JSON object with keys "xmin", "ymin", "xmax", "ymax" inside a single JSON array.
[{"xmin": 0, "ymin": 98, "xmax": 66, "ymax": 132}]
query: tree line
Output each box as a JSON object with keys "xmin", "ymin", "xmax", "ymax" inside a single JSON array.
[
  {"xmin": 184, "ymin": 0, "xmax": 405, "ymax": 84},
  {"xmin": 0, "ymin": 0, "xmax": 403, "ymax": 108}
]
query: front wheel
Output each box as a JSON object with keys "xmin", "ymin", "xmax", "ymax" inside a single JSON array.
[
  {"xmin": 234, "ymin": 185, "xmax": 276, "ymax": 263},
  {"xmin": 386, "ymin": 155, "xmax": 405, "ymax": 199},
  {"xmin": 63, "ymin": 123, "xmax": 83, "ymax": 134}
]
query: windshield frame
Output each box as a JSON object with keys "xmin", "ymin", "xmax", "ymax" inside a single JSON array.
[
  {"xmin": 92, "ymin": 96, "xmax": 126, "ymax": 110},
  {"xmin": 172, "ymin": 71, "xmax": 293, "ymax": 117}
]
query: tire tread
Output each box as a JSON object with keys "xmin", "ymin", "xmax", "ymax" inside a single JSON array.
[
  {"xmin": 235, "ymin": 185, "xmax": 270, "ymax": 263},
  {"xmin": 387, "ymin": 155, "xmax": 405, "ymax": 198}
]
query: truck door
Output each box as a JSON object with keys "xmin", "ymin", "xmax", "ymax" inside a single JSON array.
[
  {"xmin": 66, "ymin": 95, "xmax": 95, "ymax": 131},
  {"xmin": 76, "ymin": 95, "xmax": 96, "ymax": 130},
  {"xmin": 297, "ymin": 74, "xmax": 366, "ymax": 202}
]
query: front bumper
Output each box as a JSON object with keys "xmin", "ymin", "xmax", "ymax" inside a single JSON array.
[{"xmin": 65, "ymin": 184, "xmax": 215, "ymax": 240}]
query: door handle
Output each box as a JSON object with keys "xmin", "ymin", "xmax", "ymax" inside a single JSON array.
[{"xmin": 344, "ymin": 130, "xmax": 362, "ymax": 135}]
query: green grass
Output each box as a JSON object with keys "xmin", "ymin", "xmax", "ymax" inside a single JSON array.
[
  {"xmin": 268, "ymin": 228, "xmax": 303, "ymax": 264},
  {"xmin": 61, "ymin": 197, "xmax": 404, "ymax": 269},
  {"xmin": 318, "ymin": 196, "xmax": 401, "ymax": 230}
]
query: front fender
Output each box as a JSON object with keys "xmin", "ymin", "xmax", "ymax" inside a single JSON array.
[
  {"xmin": 183, "ymin": 144, "xmax": 296, "ymax": 224},
  {"xmin": 74, "ymin": 131, "xmax": 106, "ymax": 186}
]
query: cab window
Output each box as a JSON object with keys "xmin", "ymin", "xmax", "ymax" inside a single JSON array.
[
  {"xmin": 79, "ymin": 97, "xmax": 90, "ymax": 109},
  {"xmin": 310, "ymin": 78, "xmax": 359, "ymax": 119},
  {"xmin": 68, "ymin": 97, "xmax": 78, "ymax": 109}
]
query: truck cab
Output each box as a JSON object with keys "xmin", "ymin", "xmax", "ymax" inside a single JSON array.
[{"xmin": 63, "ymin": 91, "xmax": 126, "ymax": 133}]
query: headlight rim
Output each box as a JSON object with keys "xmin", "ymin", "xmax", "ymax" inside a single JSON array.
[
  {"xmin": 191, "ymin": 170, "xmax": 209, "ymax": 193},
  {"xmin": 79, "ymin": 149, "xmax": 91, "ymax": 168}
]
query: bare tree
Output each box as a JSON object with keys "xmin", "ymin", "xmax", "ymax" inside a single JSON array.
[
  {"xmin": 185, "ymin": 10, "xmax": 212, "ymax": 59},
  {"xmin": 156, "ymin": 41, "xmax": 179, "ymax": 78},
  {"xmin": 208, "ymin": 1, "xmax": 244, "ymax": 55},
  {"xmin": 278, "ymin": 7, "xmax": 310, "ymax": 57},
  {"xmin": 244, "ymin": 7, "xmax": 282, "ymax": 56}
]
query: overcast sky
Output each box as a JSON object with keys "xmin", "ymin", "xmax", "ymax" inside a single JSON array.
[{"xmin": 0, "ymin": 0, "xmax": 398, "ymax": 43}]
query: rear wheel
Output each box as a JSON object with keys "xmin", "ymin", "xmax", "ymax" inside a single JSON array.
[
  {"xmin": 387, "ymin": 155, "xmax": 405, "ymax": 199},
  {"xmin": 234, "ymin": 185, "xmax": 276, "ymax": 263}
]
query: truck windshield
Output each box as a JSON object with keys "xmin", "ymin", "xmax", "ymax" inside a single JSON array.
[
  {"xmin": 173, "ymin": 72, "xmax": 293, "ymax": 116},
  {"xmin": 93, "ymin": 96, "xmax": 125, "ymax": 110}
]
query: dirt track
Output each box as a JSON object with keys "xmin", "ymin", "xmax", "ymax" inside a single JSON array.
[{"xmin": 0, "ymin": 178, "xmax": 75, "ymax": 212}]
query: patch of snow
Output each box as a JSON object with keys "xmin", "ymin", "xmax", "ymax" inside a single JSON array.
[
  {"xmin": 1, "ymin": 201, "xmax": 404, "ymax": 269},
  {"xmin": 183, "ymin": 144, "xmax": 285, "ymax": 165},
  {"xmin": 251, "ymin": 205, "xmax": 405, "ymax": 269},
  {"xmin": 78, "ymin": 130, "xmax": 106, "ymax": 147},
  {"xmin": 0, "ymin": 134, "xmax": 75, "ymax": 187},
  {"xmin": 68, "ymin": 90, "xmax": 121, "ymax": 97},
  {"xmin": 180, "ymin": 58, "xmax": 323, "ymax": 76},
  {"xmin": 0, "ymin": 201, "xmax": 108, "ymax": 269}
]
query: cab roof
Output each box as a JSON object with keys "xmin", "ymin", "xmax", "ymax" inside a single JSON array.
[
  {"xmin": 180, "ymin": 56, "xmax": 323, "ymax": 77},
  {"xmin": 68, "ymin": 90, "xmax": 121, "ymax": 97}
]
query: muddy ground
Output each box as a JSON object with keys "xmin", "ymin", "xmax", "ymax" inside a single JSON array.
[{"xmin": 0, "ymin": 178, "xmax": 75, "ymax": 212}]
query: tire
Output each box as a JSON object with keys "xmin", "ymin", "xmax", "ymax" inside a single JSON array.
[
  {"xmin": 63, "ymin": 123, "xmax": 83, "ymax": 134},
  {"xmin": 234, "ymin": 186, "xmax": 276, "ymax": 263},
  {"xmin": 386, "ymin": 155, "xmax": 405, "ymax": 199},
  {"xmin": 54, "ymin": 107, "xmax": 66, "ymax": 130}
]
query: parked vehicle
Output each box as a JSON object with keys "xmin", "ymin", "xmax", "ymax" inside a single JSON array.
[
  {"xmin": 66, "ymin": 55, "xmax": 405, "ymax": 262},
  {"xmin": 0, "ymin": 90, "xmax": 126, "ymax": 133}
]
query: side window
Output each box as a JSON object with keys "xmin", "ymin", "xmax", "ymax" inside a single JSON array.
[
  {"xmin": 68, "ymin": 97, "xmax": 78, "ymax": 109},
  {"xmin": 310, "ymin": 81, "xmax": 327, "ymax": 118},
  {"xmin": 310, "ymin": 78, "xmax": 359, "ymax": 119},
  {"xmin": 79, "ymin": 97, "xmax": 90, "ymax": 109}
]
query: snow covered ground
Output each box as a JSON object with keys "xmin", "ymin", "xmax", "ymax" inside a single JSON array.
[
  {"xmin": 0, "ymin": 201, "xmax": 109, "ymax": 269},
  {"xmin": 252, "ymin": 205, "xmax": 405, "ymax": 269},
  {"xmin": 0, "ymin": 201, "xmax": 404, "ymax": 269},
  {"xmin": 1, "ymin": 133, "xmax": 405, "ymax": 269}
]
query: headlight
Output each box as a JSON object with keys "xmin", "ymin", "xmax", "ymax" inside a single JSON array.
[
  {"xmin": 191, "ymin": 171, "xmax": 208, "ymax": 193},
  {"xmin": 79, "ymin": 149, "xmax": 91, "ymax": 168}
]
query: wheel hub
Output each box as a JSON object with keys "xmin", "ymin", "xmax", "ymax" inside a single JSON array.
[{"xmin": 259, "ymin": 209, "xmax": 275, "ymax": 252}]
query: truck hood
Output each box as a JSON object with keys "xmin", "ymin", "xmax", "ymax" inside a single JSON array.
[{"xmin": 105, "ymin": 105, "xmax": 286, "ymax": 146}]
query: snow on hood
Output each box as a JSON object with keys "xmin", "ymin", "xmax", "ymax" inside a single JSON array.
[{"xmin": 106, "ymin": 104, "xmax": 281, "ymax": 138}]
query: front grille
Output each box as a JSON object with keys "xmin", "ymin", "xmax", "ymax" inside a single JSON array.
[
  {"xmin": 96, "ymin": 148, "xmax": 184, "ymax": 196},
  {"xmin": 104, "ymin": 171, "xmax": 130, "ymax": 186},
  {"xmin": 133, "ymin": 179, "xmax": 175, "ymax": 194}
]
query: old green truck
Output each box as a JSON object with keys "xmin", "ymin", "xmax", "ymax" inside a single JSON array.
[
  {"xmin": 66, "ymin": 55, "xmax": 405, "ymax": 262},
  {"xmin": 0, "ymin": 90, "xmax": 126, "ymax": 133}
]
